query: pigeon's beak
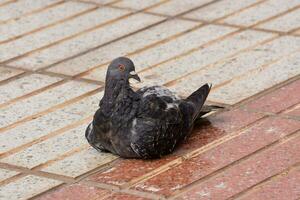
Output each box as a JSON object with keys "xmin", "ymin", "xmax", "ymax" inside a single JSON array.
[{"xmin": 129, "ymin": 71, "xmax": 141, "ymax": 82}]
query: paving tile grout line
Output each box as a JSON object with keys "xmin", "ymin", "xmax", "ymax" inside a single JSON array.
[
  {"xmin": 28, "ymin": 184, "xmax": 66, "ymax": 200},
  {"xmin": 280, "ymin": 102, "xmax": 300, "ymax": 114},
  {"xmin": 168, "ymin": 130, "xmax": 300, "ymax": 199},
  {"xmin": 0, "ymin": 0, "xmax": 16, "ymax": 7},
  {"xmin": 0, "ymin": 173, "xmax": 26, "ymax": 187},
  {"xmin": 0, "ymin": 0, "xmax": 66, "ymax": 25},
  {"xmin": 185, "ymin": 15, "xmax": 300, "ymax": 37},
  {"xmin": 0, "ymin": 71, "xmax": 28, "ymax": 86},
  {"xmin": 0, "ymin": 5, "xmax": 99, "ymax": 45},
  {"xmin": 241, "ymin": 108, "xmax": 300, "ymax": 122},
  {"xmin": 251, "ymin": 4, "xmax": 300, "ymax": 28},
  {"xmin": 227, "ymin": 163, "xmax": 300, "ymax": 200},
  {"xmin": 210, "ymin": 49, "xmax": 300, "ymax": 91},
  {"xmin": 287, "ymin": 26, "xmax": 300, "ymax": 35},
  {"xmin": 0, "ymin": 86, "xmax": 103, "ymax": 133},
  {"xmin": 82, "ymin": 180, "xmax": 165, "ymax": 200},
  {"xmin": 0, "ymin": 162, "xmax": 75, "ymax": 183},
  {"xmin": 70, "ymin": 0, "xmax": 123, "ymax": 7},
  {"xmin": 290, "ymin": 27, "xmax": 300, "ymax": 35}
]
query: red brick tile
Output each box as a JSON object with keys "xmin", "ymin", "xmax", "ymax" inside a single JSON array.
[
  {"xmin": 88, "ymin": 109, "xmax": 263, "ymax": 187},
  {"xmin": 36, "ymin": 183, "xmax": 109, "ymax": 200},
  {"xmin": 102, "ymin": 193, "xmax": 150, "ymax": 200},
  {"xmin": 175, "ymin": 108, "xmax": 265, "ymax": 154},
  {"xmin": 88, "ymin": 156, "xmax": 177, "ymax": 186},
  {"xmin": 241, "ymin": 167, "xmax": 300, "ymax": 200},
  {"xmin": 244, "ymin": 79, "xmax": 300, "ymax": 113},
  {"xmin": 176, "ymin": 133, "xmax": 300, "ymax": 200},
  {"xmin": 133, "ymin": 117, "xmax": 300, "ymax": 196}
]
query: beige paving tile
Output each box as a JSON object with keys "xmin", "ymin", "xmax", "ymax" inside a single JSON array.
[
  {"xmin": 0, "ymin": 0, "xmax": 61, "ymax": 22},
  {"xmin": 184, "ymin": 0, "xmax": 261, "ymax": 21},
  {"xmin": 84, "ymin": 25, "xmax": 236, "ymax": 81},
  {"xmin": 257, "ymin": 9, "xmax": 300, "ymax": 32},
  {"xmin": 169, "ymin": 36, "xmax": 300, "ymax": 97},
  {"xmin": 0, "ymin": 81, "xmax": 98, "ymax": 128},
  {"xmin": 0, "ymin": 0, "xmax": 12, "ymax": 4},
  {"xmin": 81, "ymin": 0, "xmax": 117, "ymax": 4},
  {"xmin": 42, "ymin": 147, "xmax": 117, "ymax": 178},
  {"xmin": 0, "ymin": 1, "xmax": 95, "ymax": 43},
  {"xmin": 0, "ymin": 67, "xmax": 23, "ymax": 82},
  {"xmin": 133, "ymin": 30, "xmax": 274, "ymax": 88},
  {"xmin": 0, "ymin": 92, "xmax": 102, "ymax": 154},
  {"xmin": 47, "ymin": 19, "xmax": 198, "ymax": 76},
  {"xmin": 114, "ymin": 0, "xmax": 163, "ymax": 10},
  {"xmin": 209, "ymin": 50, "xmax": 300, "ymax": 104},
  {"xmin": 222, "ymin": 0, "xmax": 300, "ymax": 27},
  {"xmin": 149, "ymin": 0, "xmax": 214, "ymax": 16},
  {"xmin": 0, "ymin": 175, "xmax": 62, "ymax": 200},
  {"xmin": 0, "ymin": 73, "xmax": 61, "ymax": 104},
  {"xmin": 1, "ymin": 124, "xmax": 88, "ymax": 168},
  {"xmin": 10, "ymin": 13, "xmax": 163, "ymax": 70},
  {"xmin": 0, "ymin": 169, "xmax": 18, "ymax": 182},
  {"xmin": 0, "ymin": 7, "xmax": 129, "ymax": 62}
]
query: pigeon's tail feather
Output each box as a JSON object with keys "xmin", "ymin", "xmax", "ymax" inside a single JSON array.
[
  {"xmin": 186, "ymin": 83, "xmax": 212, "ymax": 121},
  {"xmin": 198, "ymin": 104, "xmax": 224, "ymax": 117}
]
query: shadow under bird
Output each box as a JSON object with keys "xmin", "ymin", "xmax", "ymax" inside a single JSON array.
[{"xmin": 85, "ymin": 57, "xmax": 221, "ymax": 159}]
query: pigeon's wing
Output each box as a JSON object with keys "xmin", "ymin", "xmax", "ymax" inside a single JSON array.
[
  {"xmin": 185, "ymin": 83, "xmax": 211, "ymax": 121},
  {"xmin": 130, "ymin": 86, "xmax": 186, "ymax": 158}
]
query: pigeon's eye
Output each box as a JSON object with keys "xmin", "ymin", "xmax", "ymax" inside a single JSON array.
[{"xmin": 118, "ymin": 64, "xmax": 125, "ymax": 71}]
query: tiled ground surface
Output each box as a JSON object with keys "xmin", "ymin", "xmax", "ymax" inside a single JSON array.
[{"xmin": 0, "ymin": 0, "xmax": 299, "ymax": 199}]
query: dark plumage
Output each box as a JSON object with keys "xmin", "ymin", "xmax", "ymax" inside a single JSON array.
[{"xmin": 85, "ymin": 57, "xmax": 217, "ymax": 159}]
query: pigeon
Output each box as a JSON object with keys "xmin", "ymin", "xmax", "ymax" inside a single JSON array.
[{"xmin": 85, "ymin": 57, "xmax": 219, "ymax": 159}]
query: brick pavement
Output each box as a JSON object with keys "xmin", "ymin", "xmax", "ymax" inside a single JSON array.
[{"xmin": 0, "ymin": 0, "xmax": 299, "ymax": 199}]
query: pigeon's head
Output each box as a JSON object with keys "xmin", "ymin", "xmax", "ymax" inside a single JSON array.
[{"xmin": 106, "ymin": 57, "xmax": 141, "ymax": 82}]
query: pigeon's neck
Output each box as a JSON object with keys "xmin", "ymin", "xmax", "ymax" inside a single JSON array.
[{"xmin": 100, "ymin": 78, "xmax": 135, "ymax": 114}]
